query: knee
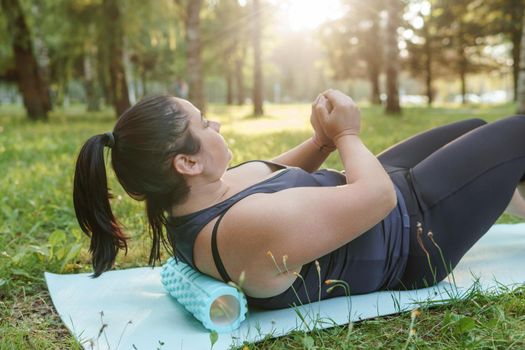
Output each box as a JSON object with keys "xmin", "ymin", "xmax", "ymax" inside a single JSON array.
[
  {"xmin": 505, "ymin": 115, "xmax": 525, "ymax": 123},
  {"xmin": 467, "ymin": 118, "xmax": 487, "ymax": 127},
  {"xmin": 498, "ymin": 115, "xmax": 525, "ymax": 131},
  {"xmin": 482, "ymin": 115, "xmax": 525, "ymax": 155}
]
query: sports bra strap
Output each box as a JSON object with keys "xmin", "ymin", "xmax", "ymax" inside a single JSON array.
[{"xmin": 211, "ymin": 210, "xmax": 233, "ymax": 283}]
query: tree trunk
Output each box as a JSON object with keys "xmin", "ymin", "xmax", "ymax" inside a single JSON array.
[
  {"xmin": 460, "ymin": 67, "xmax": 467, "ymax": 105},
  {"xmin": 141, "ymin": 66, "xmax": 147, "ymax": 98},
  {"xmin": 423, "ymin": 16, "xmax": 433, "ymax": 106},
  {"xmin": 426, "ymin": 55, "xmax": 433, "ymax": 106},
  {"xmin": 366, "ymin": 7, "xmax": 382, "ymax": 105},
  {"xmin": 83, "ymin": 49, "xmax": 100, "ymax": 111},
  {"xmin": 185, "ymin": 0, "xmax": 205, "ymax": 112},
  {"xmin": 517, "ymin": 9, "xmax": 525, "ymax": 114},
  {"xmin": 512, "ymin": 21, "xmax": 522, "ymax": 102},
  {"xmin": 31, "ymin": 1, "xmax": 52, "ymax": 113},
  {"xmin": 53, "ymin": 57, "xmax": 67, "ymax": 107},
  {"xmin": 385, "ymin": 0, "xmax": 401, "ymax": 114},
  {"xmin": 368, "ymin": 66, "xmax": 381, "ymax": 105},
  {"xmin": 252, "ymin": 0, "xmax": 264, "ymax": 116},
  {"xmin": 104, "ymin": 0, "xmax": 130, "ymax": 117},
  {"xmin": 226, "ymin": 69, "xmax": 234, "ymax": 105},
  {"xmin": 1, "ymin": 0, "xmax": 50, "ymax": 120},
  {"xmin": 459, "ymin": 46, "xmax": 468, "ymax": 105},
  {"xmin": 97, "ymin": 41, "xmax": 112, "ymax": 107},
  {"xmin": 235, "ymin": 54, "xmax": 245, "ymax": 105}
]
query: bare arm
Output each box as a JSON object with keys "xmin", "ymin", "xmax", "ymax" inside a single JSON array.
[
  {"xmin": 216, "ymin": 90, "xmax": 397, "ymax": 285},
  {"xmin": 270, "ymin": 94, "xmax": 336, "ymax": 172},
  {"xmin": 270, "ymin": 137, "xmax": 334, "ymax": 173}
]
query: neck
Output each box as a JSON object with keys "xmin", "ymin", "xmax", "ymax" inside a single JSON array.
[{"xmin": 171, "ymin": 175, "xmax": 231, "ymax": 217}]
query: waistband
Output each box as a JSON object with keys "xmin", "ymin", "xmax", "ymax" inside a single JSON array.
[{"xmin": 394, "ymin": 183, "xmax": 411, "ymax": 232}]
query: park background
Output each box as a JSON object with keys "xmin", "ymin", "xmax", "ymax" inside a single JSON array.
[{"xmin": 1, "ymin": 0, "xmax": 525, "ymax": 348}]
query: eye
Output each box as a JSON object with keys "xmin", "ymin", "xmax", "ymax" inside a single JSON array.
[{"xmin": 203, "ymin": 119, "xmax": 210, "ymax": 127}]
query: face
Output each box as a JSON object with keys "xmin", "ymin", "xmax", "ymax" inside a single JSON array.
[{"xmin": 176, "ymin": 98, "xmax": 232, "ymax": 175}]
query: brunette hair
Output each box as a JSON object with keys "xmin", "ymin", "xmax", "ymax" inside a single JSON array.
[{"xmin": 73, "ymin": 95, "xmax": 201, "ymax": 277}]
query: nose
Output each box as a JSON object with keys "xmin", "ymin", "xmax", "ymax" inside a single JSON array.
[{"xmin": 211, "ymin": 120, "xmax": 221, "ymax": 132}]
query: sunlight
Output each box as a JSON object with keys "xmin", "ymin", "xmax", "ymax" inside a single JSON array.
[{"xmin": 276, "ymin": 0, "xmax": 344, "ymax": 31}]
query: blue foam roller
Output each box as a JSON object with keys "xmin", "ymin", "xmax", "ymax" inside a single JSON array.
[{"xmin": 161, "ymin": 257, "xmax": 248, "ymax": 333}]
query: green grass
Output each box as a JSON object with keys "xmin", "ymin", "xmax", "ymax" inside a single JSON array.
[{"xmin": 0, "ymin": 102, "xmax": 523, "ymax": 349}]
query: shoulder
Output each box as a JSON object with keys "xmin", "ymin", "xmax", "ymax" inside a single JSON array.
[
  {"xmin": 227, "ymin": 159, "xmax": 286, "ymax": 173},
  {"xmin": 224, "ymin": 160, "xmax": 282, "ymax": 184}
]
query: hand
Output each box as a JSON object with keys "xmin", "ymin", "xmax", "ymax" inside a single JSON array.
[
  {"xmin": 316, "ymin": 89, "xmax": 361, "ymax": 142},
  {"xmin": 310, "ymin": 94, "xmax": 335, "ymax": 149}
]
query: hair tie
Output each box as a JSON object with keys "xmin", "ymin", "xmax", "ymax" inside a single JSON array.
[{"xmin": 104, "ymin": 132, "xmax": 115, "ymax": 148}]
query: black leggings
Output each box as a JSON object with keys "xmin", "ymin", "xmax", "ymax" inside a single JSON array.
[{"xmin": 377, "ymin": 115, "xmax": 525, "ymax": 290}]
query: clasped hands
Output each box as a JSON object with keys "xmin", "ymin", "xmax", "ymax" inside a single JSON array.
[{"xmin": 310, "ymin": 89, "xmax": 361, "ymax": 152}]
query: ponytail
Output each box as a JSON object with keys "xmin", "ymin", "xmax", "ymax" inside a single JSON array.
[
  {"xmin": 73, "ymin": 133, "xmax": 128, "ymax": 277},
  {"xmin": 73, "ymin": 95, "xmax": 201, "ymax": 277},
  {"xmin": 145, "ymin": 192, "xmax": 172, "ymax": 267}
]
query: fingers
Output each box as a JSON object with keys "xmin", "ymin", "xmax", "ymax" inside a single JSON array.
[
  {"xmin": 322, "ymin": 89, "xmax": 356, "ymax": 106},
  {"xmin": 312, "ymin": 94, "xmax": 322, "ymax": 107},
  {"xmin": 313, "ymin": 94, "xmax": 329, "ymax": 112},
  {"xmin": 322, "ymin": 88, "xmax": 338, "ymax": 102},
  {"xmin": 317, "ymin": 95, "xmax": 333, "ymax": 113},
  {"xmin": 316, "ymin": 95, "xmax": 326, "ymax": 107},
  {"xmin": 315, "ymin": 101, "xmax": 329, "ymax": 121}
]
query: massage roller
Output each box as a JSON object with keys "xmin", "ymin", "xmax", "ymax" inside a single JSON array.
[{"xmin": 160, "ymin": 257, "xmax": 248, "ymax": 333}]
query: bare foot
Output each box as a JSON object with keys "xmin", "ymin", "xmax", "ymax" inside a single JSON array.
[
  {"xmin": 505, "ymin": 187, "xmax": 525, "ymax": 220},
  {"xmin": 518, "ymin": 182, "xmax": 525, "ymax": 200}
]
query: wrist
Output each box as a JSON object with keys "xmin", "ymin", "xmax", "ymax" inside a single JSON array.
[
  {"xmin": 311, "ymin": 134, "xmax": 336, "ymax": 153},
  {"xmin": 333, "ymin": 130, "xmax": 359, "ymax": 142},
  {"xmin": 333, "ymin": 132, "xmax": 360, "ymax": 148}
]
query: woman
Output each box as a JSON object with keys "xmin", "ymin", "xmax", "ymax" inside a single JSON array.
[{"xmin": 73, "ymin": 90, "xmax": 525, "ymax": 310}]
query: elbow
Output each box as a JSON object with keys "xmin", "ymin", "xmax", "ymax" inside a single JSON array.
[
  {"xmin": 386, "ymin": 185, "xmax": 398, "ymax": 211},
  {"xmin": 376, "ymin": 179, "xmax": 397, "ymax": 214},
  {"xmin": 355, "ymin": 178, "xmax": 398, "ymax": 219},
  {"xmin": 384, "ymin": 180, "xmax": 398, "ymax": 211}
]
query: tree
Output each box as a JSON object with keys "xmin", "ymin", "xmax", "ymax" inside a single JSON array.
[
  {"xmin": 235, "ymin": 46, "xmax": 247, "ymax": 105},
  {"xmin": 405, "ymin": 0, "xmax": 447, "ymax": 106},
  {"xmin": 405, "ymin": 2, "xmax": 430, "ymax": 106},
  {"xmin": 252, "ymin": 0, "xmax": 264, "ymax": 116},
  {"xmin": 186, "ymin": 0, "xmax": 205, "ymax": 111},
  {"xmin": 59, "ymin": 0, "xmax": 103, "ymax": 111},
  {"xmin": 103, "ymin": 0, "xmax": 130, "ymax": 117},
  {"xmin": 319, "ymin": 0, "xmax": 384, "ymax": 105},
  {"xmin": 175, "ymin": 0, "xmax": 205, "ymax": 112},
  {"xmin": 437, "ymin": 0, "xmax": 493, "ymax": 104},
  {"xmin": 211, "ymin": 0, "xmax": 249, "ymax": 105},
  {"xmin": 406, "ymin": 0, "xmax": 502, "ymax": 105},
  {"xmin": 517, "ymin": 9, "xmax": 525, "ymax": 114},
  {"xmin": 385, "ymin": 0, "xmax": 402, "ymax": 114},
  {"xmin": 477, "ymin": 0, "xmax": 524, "ymax": 101},
  {"xmin": 509, "ymin": 2, "xmax": 525, "ymax": 102},
  {"xmin": 83, "ymin": 46, "xmax": 100, "ymax": 111},
  {"xmin": 354, "ymin": 0, "xmax": 383, "ymax": 105},
  {"xmin": 0, "ymin": 0, "xmax": 51, "ymax": 120}
]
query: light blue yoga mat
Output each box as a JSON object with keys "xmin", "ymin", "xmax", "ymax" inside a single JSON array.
[{"xmin": 45, "ymin": 223, "xmax": 525, "ymax": 350}]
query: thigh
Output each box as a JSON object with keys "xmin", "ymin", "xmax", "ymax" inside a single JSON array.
[
  {"xmin": 378, "ymin": 118, "xmax": 486, "ymax": 169},
  {"xmin": 398, "ymin": 115, "xmax": 525, "ymax": 289},
  {"xmin": 411, "ymin": 115, "xmax": 525, "ymax": 209}
]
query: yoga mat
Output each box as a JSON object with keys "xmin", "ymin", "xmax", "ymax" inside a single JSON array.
[{"xmin": 45, "ymin": 223, "xmax": 525, "ymax": 350}]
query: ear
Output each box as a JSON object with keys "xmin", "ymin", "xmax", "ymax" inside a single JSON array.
[{"xmin": 173, "ymin": 154, "xmax": 203, "ymax": 176}]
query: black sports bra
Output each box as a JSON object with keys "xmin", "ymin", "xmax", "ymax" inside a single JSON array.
[
  {"xmin": 166, "ymin": 159, "xmax": 346, "ymax": 274},
  {"xmin": 165, "ymin": 160, "xmax": 410, "ymax": 309}
]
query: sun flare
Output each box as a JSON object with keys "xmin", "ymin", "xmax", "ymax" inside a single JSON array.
[{"xmin": 277, "ymin": 0, "xmax": 344, "ymax": 31}]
